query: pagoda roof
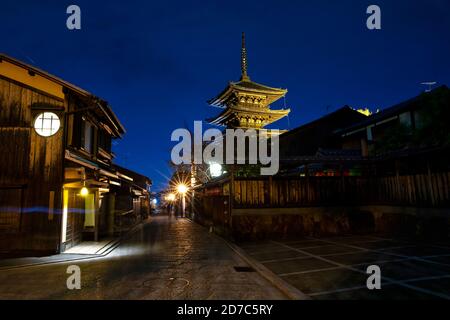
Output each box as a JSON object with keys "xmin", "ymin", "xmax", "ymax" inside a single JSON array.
[
  {"xmin": 208, "ymin": 78, "xmax": 288, "ymax": 108},
  {"xmin": 231, "ymin": 79, "xmax": 287, "ymax": 95},
  {"xmin": 208, "ymin": 104, "xmax": 290, "ymax": 127}
]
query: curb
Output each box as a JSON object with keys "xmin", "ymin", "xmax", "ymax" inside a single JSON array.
[
  {"xmin": 186, "ymin": 218, "xmax": 311, "ymax": 300},
  {"xmin": 0, "ymin": 220, "xmax": 147, "ymax": 271},
  {"xmin": 225, "ymin": 241, "xmax": 311, "ymax": 300}
]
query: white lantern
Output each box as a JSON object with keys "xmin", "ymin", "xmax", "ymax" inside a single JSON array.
[{"xmin": 209, "ymin": 163, "xmax": 223, "ymax": 178}]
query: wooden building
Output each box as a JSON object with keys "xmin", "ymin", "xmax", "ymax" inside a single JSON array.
[
  {"xmin": 279, "ymin": 106, "xmax": 368, "ymax": 159},
  {"xmin": 0, "ymin": 54, "xmax": 147, "ymax": 255},
  {"xmin": 337, "ymin": 85, "xmax": 450, "ymax": 157},
  {"xmin": 112, "ymin": 165, "xmax": 152, "ymax": 224}
]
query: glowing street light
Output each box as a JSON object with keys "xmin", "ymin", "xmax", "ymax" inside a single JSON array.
[
  {"xmin": 177, "ymin": 184, "xmax": 188, "ymax": 217},
  {"xmin": 177, "ymin": 184, "xmax": 188, "ymax": 194},
  {"xmin": 209, "ymin": 163, "xmax": 223, "ymax": 178},
  {"xmin": 80, "ymin": 186, "xmax": 89, "ymax": 197}
]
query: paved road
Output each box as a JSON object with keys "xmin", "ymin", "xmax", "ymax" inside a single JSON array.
[
  {"xmin": 240, "ymin": 235, "xmax": 450, "ymax": 300},
  {"xmin": 0, "ymin": 216, "xmax": 286, "ymax": 300}
]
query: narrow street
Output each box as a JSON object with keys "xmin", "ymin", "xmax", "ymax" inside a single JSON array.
[{"xmin": 0, "ymin": 216, "xmax": 287, "ymax": 300}]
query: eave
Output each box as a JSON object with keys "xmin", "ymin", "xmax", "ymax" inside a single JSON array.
[
  {"xmin": 208, "ymin": 79, "xmax": 288, "ymax": 108},
  {"xmin": 0, "ymin": 53, "xmax": 126, "ymax": 138},
  {"xmin": 208, "ymin": 106, "xmax": 290, "ymax": 127}
]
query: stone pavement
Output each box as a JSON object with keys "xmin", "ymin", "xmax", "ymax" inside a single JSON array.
[
  {"xmin": 0, "ymin": 216, "xmax": 287, "ymax": 300},
  {"xmin": 239, "ymin": 235, "xmax": 450, "ymax": 300}
]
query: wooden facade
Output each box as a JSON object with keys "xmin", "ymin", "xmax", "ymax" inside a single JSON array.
[
  {"xmin": 0, "ymin": 73, "xmax": 65, "ymax": 252},
  {"xmin": 0, "ymin": 54, "xmax": 149, "ymax": 255},
  {"xmin": 231, "ymin": 170, "xmax": 450, "ymax": 209}
]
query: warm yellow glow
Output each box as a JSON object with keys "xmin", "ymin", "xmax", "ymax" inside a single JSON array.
[
  {"xmin": 356, "ymin": 108, "xmax": 372, "ymax": 116},
  {"xmin": 61, "ymin": 189, "xmax": 69, "ymax": 243},
  {"xmin": 177, "ymin": 184, "xmax": 188, "ymax": 194},
  {"xmin": 0, "ymin": 58, "xmax": 65, "ymax": 99},
  {"xmin": 84, "ymin": 194, "xmax": 95, "ymax": 227},
  {"xmin": 80, "ymin": 187, "xmax": 89, "ymax": 197},
  {"xmin": 166, "ymin": 193, "xmax": 176, "ymax": 201}
]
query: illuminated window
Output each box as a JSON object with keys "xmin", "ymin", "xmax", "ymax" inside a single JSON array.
[
  {"xmin": 34, "ymin": 112, "xmax": 60, "ymax": 137},
  {"xmin": 81, "ymin": 119, "xmax": 94, "ymax": 153}
]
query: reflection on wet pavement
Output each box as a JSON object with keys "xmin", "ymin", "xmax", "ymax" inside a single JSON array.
[{"xmin": 0, "ymin": 216, "xmax": 286, "ymax": 300}]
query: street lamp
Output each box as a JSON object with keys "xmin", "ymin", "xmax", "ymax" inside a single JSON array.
[
  {"xmin": 80, "ymin": 180, "xmax": 89, "ymax": 197},
  {"xmin": 177, "ymin": 184, "xmax": 188, "ymax": 217},
  {"xmin": 209, "ymin": 162, "xmax": 223, "ymax": 178},
  {"xmin": 80, "ymin": 187, "xmax": 89, "ymax": 197}
]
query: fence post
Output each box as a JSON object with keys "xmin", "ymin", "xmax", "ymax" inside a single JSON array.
[
  {"xmin": 340, "ymin": 162, "xmax": 345, "ymax": 204},
  {"xmin": 229, "ymin": 166, "xmax": 235, "ymax": 229},
  {"xmin": 427, "ymin": 162, "xmax": 436, "ymax": 207},
  {"xmin": 269, "ymin": 175, "xmax": 273, "ymax": 206},
  {"xmin": 305, "ymin": 163, "xmax": 310, "ymax": 203},
  {"xmin": 395, "ymin": 160, "xmax": 401, "ymax": 203}
]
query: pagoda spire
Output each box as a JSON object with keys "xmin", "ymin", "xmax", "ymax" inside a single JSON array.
[
  {"xmin": 240, "ymin": 32, "xmax": 250, "ymax": 81},
  {"xmin": 207, "ymin": 32, "xmax": 290, "ymax": 129}
]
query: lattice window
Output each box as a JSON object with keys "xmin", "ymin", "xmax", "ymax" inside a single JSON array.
[{"xmin": 33, "ymin": 112, "xmax": 61, "ymax": 137}]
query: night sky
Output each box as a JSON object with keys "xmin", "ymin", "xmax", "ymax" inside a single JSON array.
[{"xmin": 1, "ymin": 0, "xmax": 449, "ymax": 191}]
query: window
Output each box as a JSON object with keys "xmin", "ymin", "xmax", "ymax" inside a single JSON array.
[
  {"xmin": 34, "ymin": 112, "xmax": 60, "ymax": 137},
  {"xmin": 98, "ymin": 130, "xmax": 111, "ymax": 152},
  {"xmin": 414, "ymin": 110, "xmax": 424, "ymax": 129},
  {"xmin": 80, "ymin": 119, "xmax": 94, "ymax": 153},
  {"xmin": 399, "ymin": 112, "xmax": 412, "ymax": 127}
]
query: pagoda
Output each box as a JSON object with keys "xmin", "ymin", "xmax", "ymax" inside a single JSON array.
[{"xmin": 207, "ymin": 33, "xmax": 290, "ymax": 130}]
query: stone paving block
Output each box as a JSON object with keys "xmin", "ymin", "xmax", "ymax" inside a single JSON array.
[
  {"xmin": 355, "ymin": 259, "xmax": 450, "ymax": 281},
  {"xmin": 406, "ymin": 277, "xmax": 450, "ymax": 296},
  {"xmin": 382, "ymin": 245, "xmax": 450, "ymax": 257},
  {"xmin": 282, "ymin": 268, "xmax": 367, "ymax": 295},
  {"xmin": 325, "ymin": 252, "xmax": 399, "ymax": 265},
  {"xmin": 314, "ymin": 284, "xmax": 440, "ymax": 300},
  {"xmin": 250, "ymin": 250, "xmax": 308, "ymax": 262},
  {"xmin": 352, "ymin": 240, "xmax": 409, "ymax": 250},
  {"xmin": 286, "ymin": 240, "xmax": 330, "ymax": 249},
  {"xmin": 264, "ymin": 257, "xmax": 336, "ymax": 275},
  {"xmin": 422, "ymin": 255, "xmax": 450, "ymax": 265},
  {"xmin": 317, "ymin": 236, "xmax": 385, "ymax": 244},
  {"xmin": 244, "ymin": 245, "xmax": 291, "ymax": 255},
  {"xmin": 301, "ymin": 244, "xmax": 363, "ymax": 256}
]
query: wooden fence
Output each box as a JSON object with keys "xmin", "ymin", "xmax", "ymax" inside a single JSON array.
[{"xmin": 232, "ymin": 171, "xmax": 450, "ymax": 208}]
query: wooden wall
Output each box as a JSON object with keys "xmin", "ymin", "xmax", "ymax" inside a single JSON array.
[
  {"xmin": 233, "ymin": 172, "xmax": 450, "ymax": 209},
  {"xmin": 0, "ymin": 76, "xmax": 65, "ymax": 252}
]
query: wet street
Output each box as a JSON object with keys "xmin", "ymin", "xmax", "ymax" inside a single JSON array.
[{"xmin": 0, "ymin": 216, "xmax": 286, "ymax": 300}]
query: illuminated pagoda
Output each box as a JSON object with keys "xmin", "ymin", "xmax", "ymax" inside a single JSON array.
[{"xmin": 207, "ymin": 33, "xmax": 291, "ymax": 129}]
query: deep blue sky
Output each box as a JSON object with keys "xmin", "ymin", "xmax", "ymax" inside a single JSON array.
[{"xmin": 2, "ymin": 0, "xmax": 449, "ymax": 191}]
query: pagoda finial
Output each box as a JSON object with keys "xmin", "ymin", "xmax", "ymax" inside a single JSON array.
[{"xmin": 241, "ymin": 32, "xmax": 250, "ymax": 81}]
